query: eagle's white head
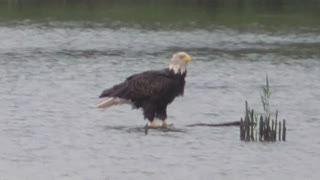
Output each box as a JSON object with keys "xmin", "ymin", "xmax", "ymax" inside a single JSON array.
[{"xmin": 169, "ymin": 52, "xmax": 192, "ymax": 74}]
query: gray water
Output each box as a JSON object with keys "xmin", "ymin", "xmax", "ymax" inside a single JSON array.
[{"xmin": 1, "ymin": 23, "xmax": 320, "ymax": 180}]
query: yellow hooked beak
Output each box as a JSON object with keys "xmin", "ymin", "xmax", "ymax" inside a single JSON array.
[{"xmin": 183, "ymin": 54, "xmax": 192, "ymax": 63}]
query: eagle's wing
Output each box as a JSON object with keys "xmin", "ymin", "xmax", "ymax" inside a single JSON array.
[
  {"xmin": 98, "ymin": 69, "xmax": 180, "ymax": 108},
  {"xmin": 126, "ymin": 70, "xmax": 175, "ymax": 99}
]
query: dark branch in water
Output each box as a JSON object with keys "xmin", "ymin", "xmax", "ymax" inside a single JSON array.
[
  {"xmin": 144, "ymin": 123, "xmax": 149, "ymax": 135},
  {"xmin": 186, "ymin": 121, "xmax": 240, "ymax": 127},
  {"xmin": 144, "ymin": 121, "xmax": 242, "ymax": 135}
]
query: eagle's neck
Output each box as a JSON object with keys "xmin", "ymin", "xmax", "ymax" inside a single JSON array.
[{"xmin": 169, "ymin": 63, "xmax": 187, "ymax": 75}]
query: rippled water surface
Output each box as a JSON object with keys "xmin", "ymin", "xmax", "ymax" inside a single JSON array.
[{"xmin": 1, "ymin": 23, "xmax": 320, "ymax": 180}]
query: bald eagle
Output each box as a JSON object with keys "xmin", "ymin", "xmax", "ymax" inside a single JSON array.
[{"xmin": 97, "ymin": 52, "xmax": 192, "ymax": 128}]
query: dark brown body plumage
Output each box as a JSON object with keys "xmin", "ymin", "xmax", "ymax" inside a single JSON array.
[{"xmin": 99, "ymin": 68, "xmax": 186, "ymax": 121}]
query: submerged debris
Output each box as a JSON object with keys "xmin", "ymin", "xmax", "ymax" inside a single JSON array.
[{"xmin": 186, "ymin": 121, "xmax": 240, "ymax": 127}]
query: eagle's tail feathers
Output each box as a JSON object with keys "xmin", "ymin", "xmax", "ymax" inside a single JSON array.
[
  {"xmin": 96, "ymin": 97, "xmax": 130, "ymax": 108},
  {"xmin": 99, "ymin": 82, "xmax": 131, "ymax": 98}
]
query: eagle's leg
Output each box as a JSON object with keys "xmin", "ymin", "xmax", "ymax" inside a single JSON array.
[
  {"xmin": 161, "ymin": 120, "xmax": 168, "ymax": 128},
  {"xmin": 156, "ymin": 107, "xmax": 168, "ymax": 128},
  {"xmin": 156, "ymin": 106, "xmax": 168, "ymax": 128},
  {"xmin": 149, "ymin": 120, "xmax": 157, "ymax": 128},
  {"xmin": 142, "ymin": 104, "xmax": 157, "ymax": 128}
]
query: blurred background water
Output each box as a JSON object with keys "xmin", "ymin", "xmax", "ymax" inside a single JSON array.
[
  {"xmin": 1, "ymin": 0, "xmax": 320, "ymax": 30},
  {"xmin": 0, "ymin": 0, "xmax": 320, "ymax": 180}
]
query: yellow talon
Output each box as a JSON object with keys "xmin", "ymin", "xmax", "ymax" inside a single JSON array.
[
  {"xmin": 149, "ymin": 121, "xmax": 157, "ymax": 128},
  {"xmin": 161, "ymin": 120, "xmax": 168, "ymax": 128}
]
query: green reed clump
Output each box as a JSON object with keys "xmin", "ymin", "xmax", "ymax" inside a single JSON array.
[
  {"xmin": 260, "ymin": 75, "xmax": 271, "ymax": 118},
  {"xmin": 240, "ymin": 75, "xmax": 286, "ymax": 142}
]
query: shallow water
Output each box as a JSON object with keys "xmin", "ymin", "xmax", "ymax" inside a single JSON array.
[{"xmin": 0, "ymin": 23, "xmax": 320, "ymax": 180}]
